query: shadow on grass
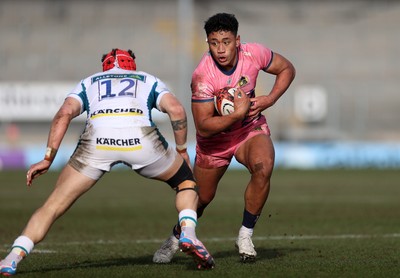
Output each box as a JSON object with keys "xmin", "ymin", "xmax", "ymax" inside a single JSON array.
[
  {"xmin": 18, "ymin": 247, "xmax": 308, "ymax": 274},
  {"xmin": 18, "ymin": 255, "xmax": 159, "ymax": 275},
  {"xmin": 212, "ymin": 246, "xmax": 309, "ymax": 262}
]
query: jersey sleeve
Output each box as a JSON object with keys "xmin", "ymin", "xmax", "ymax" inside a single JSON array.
[
  {"xmin": 251, "ymin": 43, "xmax": 273, "ymax": 71},
  {"xmin": 153, "ymin": 77, "xmax": 172, "ymax": 111},
  {"xmin": 191, "ymin": 55, "xmax": 216, "ymax": 103},
  {"xmin": 66, "ymin": 80, "xmax": 87, "ymax": 114}
]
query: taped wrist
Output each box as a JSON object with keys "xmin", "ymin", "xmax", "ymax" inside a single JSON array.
[
  {"xmin": 176, "ymin": 143, "xmax": 187, "ymax": 154},
  {"xmin": 44, "ymin": 147, "xmax": 58, "ymax": 162}
]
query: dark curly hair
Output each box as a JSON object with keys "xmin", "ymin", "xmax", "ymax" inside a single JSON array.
[{"xmin": 204, "ymin": 13, "xmax": 239, "ymax": 36}]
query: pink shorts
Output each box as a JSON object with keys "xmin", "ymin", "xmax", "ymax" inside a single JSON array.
[{"xmin": 195, "ymin": 119, "xmax": 271, "ymax": 169}]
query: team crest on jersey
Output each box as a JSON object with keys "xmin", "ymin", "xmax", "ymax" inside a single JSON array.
[{"xmin": 238, "ymin": 76, "xmax": 249, "ymax": 87}]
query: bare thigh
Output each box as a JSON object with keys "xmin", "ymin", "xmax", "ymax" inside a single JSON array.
[
  {"xmin": 46, "ymin": 164, "xmax": 98, "ymax": 212},
  {"xmin": 235, "ymin": 134, "xmax": 275, "ymax": 175}
]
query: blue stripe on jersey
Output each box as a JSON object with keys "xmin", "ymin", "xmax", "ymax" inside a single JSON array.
[
  {"xmin": 148, "ymin": 81, "xmax": 168, "ymax": 150},
  {"xmin": 192, "ymin": 98, "xmax": 214, "ymax": 103},
  {"xmin": 147, "ymin": 81, "xmax": 159, "ymax": 127},
  {"xmin": 77, "ymin": 83, "xmax": 89, "ymax": 113},
  {"xmin": 265, "ymin": 51, "xmax": 274, "ymax": 70},
  {"xmin": 155, "ymin": 127, "xmax": 168, "ymax": 150}
]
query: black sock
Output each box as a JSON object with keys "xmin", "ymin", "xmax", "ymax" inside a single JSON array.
[
  {"xmin": 242, "ymin": 209, "xmax": 260, "ymax": 229},
  {"xmin": 172, "ymin": 223, "xmax": 181, "ymax": 239}
]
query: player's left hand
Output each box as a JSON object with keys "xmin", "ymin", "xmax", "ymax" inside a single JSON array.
[
  {"xmin": 26, "ymin": 160, "xmax": 52, "ymax": 186},
  {"xmin": 248, "ymin": 95, "xmax": 275, "ymax": 117}
]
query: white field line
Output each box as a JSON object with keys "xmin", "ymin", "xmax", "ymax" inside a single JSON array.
[{"xmin": 2, "ymin": 233, "xmax": 400, "ymax": 253}]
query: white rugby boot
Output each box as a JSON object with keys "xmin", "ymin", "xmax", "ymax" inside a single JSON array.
[
  {"xmin": 235, "ymin": 234, "xmax": 257, "ymax": 262},
  {"xmin": 153, "ymin": 234, "xmax": 180, "ymax": 263}
]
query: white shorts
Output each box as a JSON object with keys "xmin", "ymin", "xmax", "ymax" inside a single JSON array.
[{"xmin": 68, "ymin": 126, "xmax": 176, "ymax": 180}]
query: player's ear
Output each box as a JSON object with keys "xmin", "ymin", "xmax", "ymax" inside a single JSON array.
[{"xmin": 236, "ymin": 35, "xmax": 240, "ymax": 47}]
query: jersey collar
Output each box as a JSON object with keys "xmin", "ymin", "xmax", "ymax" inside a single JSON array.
[{"xmin": 211, "ymin": 47, "xmax": 239, "ymax": 76}]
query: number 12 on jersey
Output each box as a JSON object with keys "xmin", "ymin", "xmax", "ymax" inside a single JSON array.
[{"xmin": 93, "ymin": 73, "xmax": 147, "ymax": 100}]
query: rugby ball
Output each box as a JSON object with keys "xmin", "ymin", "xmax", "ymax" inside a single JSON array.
[{"xmin": 214, "ymin": 87, "xmax": 237, "ymax": 116}]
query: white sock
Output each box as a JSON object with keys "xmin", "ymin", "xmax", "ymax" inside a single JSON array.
[
  {"xmin": 3, "ymin": 236, "xmax": 34, "ymax": 265},
  {"xmin": 179, "ymin": 209, "xmax": 197, "ymax": 238},
  {"xmin": 12, "ymin": 235, "xmax": 34, "ymax": 255},
  {"xmin": 239, "ymin": 226, "xmax": 254, "ymax": 237}
]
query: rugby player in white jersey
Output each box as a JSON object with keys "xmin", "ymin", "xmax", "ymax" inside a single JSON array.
[{"xmin": 0, "ymin": 49, "xmax": 215, "ymax": 276}]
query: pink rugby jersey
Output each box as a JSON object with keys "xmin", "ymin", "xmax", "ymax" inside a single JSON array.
[{"xmin": 191, "ymin": 42, "xmax": 273, "ymax": 134}]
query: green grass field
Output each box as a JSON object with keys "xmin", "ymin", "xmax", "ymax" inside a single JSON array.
[{"xmin": 1, "ymin": 169, "xmax": 399, "ymax": 277}]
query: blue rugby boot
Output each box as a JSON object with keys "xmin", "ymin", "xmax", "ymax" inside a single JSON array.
[
  {"xmin": 0, "ymin": 260, "xmax": 17, "ymax": 276},
  {"xmin": 179, "ymin": 237, "xmax": 215, "ymax": 270}
]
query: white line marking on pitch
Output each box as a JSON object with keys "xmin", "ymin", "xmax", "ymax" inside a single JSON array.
[
  {"xmin": 2, "ymin": 233, "xmax": 399, "ymax": 253},
  {"xmin": 58, "ymin": 232, "xmax": 400, "ymax": 245}
]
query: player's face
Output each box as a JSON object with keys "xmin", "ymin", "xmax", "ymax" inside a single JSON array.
[{"xmin": 207, "ymin": 30, "xmax": 240, "ymax": 71}]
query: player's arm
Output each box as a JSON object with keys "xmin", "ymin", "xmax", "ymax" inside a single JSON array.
[
  {"xmin": 158, "ymin": 93, "xmax": 190, "ymax": 164},
  {"xmin": 248, "ymin": 52, "xmax": 296, "ymax": 117},
  {"xmin": 46, "ymin": 97, "xmax": 82, "ymax": 154},
  {"xmin": 192, "ymin": 89, "xmax": 250, "ymax": 138},
  {"xmin": 26, "ymin": 97, "xmax": 82, "ymax": 186}
]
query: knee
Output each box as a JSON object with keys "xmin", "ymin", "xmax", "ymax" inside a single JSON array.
[{"xmin": 250, "ymin": 161, "xmax": 273, "ymax": 181}]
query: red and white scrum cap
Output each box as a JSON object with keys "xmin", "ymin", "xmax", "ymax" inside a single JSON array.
[{"xmin": 101, "ymin": 48, "xmax": 137, "ymax": 71}]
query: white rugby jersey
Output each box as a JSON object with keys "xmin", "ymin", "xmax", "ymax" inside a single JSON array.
[{"xmin": 67, "ymin": 67, "xmax": 171, "ymax": 128}]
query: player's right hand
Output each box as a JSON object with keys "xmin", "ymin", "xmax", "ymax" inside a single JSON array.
[
  {"xmin": 26, "ymin": 160, "xmax": 51, "ymax": 186},
  {"xmin": 233, "ymin": 88, "xmax": 250, "ymax": 120}
]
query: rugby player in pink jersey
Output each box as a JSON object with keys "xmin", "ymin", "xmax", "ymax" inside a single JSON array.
[{"xmin": 154, "ymin": 13, "xmax": 295, "ymax": 263}]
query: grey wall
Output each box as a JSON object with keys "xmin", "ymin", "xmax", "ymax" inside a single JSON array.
[{"xmin": 1, "ymin": 0, "xmax": 399, "ymax": 145}]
